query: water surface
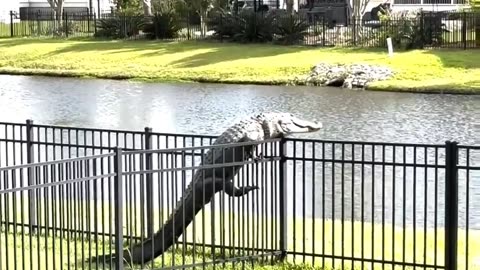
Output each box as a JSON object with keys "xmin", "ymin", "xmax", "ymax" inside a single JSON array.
[
  {"xmin": 0, "ymin": 74, "xmax": 478, "ymax": 229},
  {"xmin": 0, "ymin": 75, "xmax": 478, "ymax": 145}
]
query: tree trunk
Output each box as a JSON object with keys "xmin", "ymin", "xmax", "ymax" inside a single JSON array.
[
  {"xmin": 143, "ymin": 0, "xmax": 152, "ymax": 16},
  {"xmin": 349, "ymin": 0, "xmax": 369, "ymax": 44},
  {"xmin": 200, "ymin": 10, "xmax": 207, "ymax": 37},
  {"xmin": 286, "ymin": 0, "xmax": 294, "ymax": 15},
  {"xmin": 46, "ymin": 0, "xmax": 65, "ymax": 35},
  {"xmin": 57, "ymin": 1, "xmax": 64, "ymax": 36}
]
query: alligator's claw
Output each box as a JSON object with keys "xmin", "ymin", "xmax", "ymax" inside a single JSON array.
[
  {"xmin": 252, "ymin": 153, "xmax": 264, "ymax": 162},
  {"xmin": 224, "ymin": 181, "xmax": 260, "ymax": 197}
]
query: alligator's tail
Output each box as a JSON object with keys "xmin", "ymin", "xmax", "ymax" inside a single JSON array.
[
  {"xmin": 86, "ymin": 172, "xmax": 258, "ymax": 266},
  {"xmin": 126, "ymin": 178, "xmax": 218, "ymax": 265},
  {"xmin": 86, "ymin": 176, "xmax": 219, "ymax": 266}
]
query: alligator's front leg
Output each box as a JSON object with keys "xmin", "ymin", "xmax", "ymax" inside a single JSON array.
[{"xmin": 223, "ymin": 181, "xmax": 259, "ymax": 197}]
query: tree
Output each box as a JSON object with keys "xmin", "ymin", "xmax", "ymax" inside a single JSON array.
[
  {"xmin": 182, "ymin": 0, "xmax": 214, "ymax": 37},
  {"xmin": 347, "ymin": 0, "xmax": 370, "ymax": 44},
  {"xmin": 46, "ymin": 0, "xmax": 64, "ymax": 34},
  {"xmin": 286, "ymin": 0, "xmax": 294, "ymax": 14},
  {"xmin": 349, "ymin": 0, "xmax": 371, "ymax": 20}
]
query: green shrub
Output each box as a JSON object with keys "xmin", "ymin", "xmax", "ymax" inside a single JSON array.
[
  {"xmin": 273, "ymin": 14, "xmax": 310, "ymax": 45},
  {"xmin": 208, "ymin": 8, "xmax": 241, "ymax": 40},
  {"xmin": 143, "ymin": 0, "xmax": 183, "ymax": 39},
  {"xmin": 94, "ymin": 14, "xmax": 144, "ymax": 39},
  {"xmin": 209, "ymin": 10, "xmax": 312, "ymax": 45},
  {"xmin": 209, "ymin": 10, "xmax": 275, "ymax": 43},
  {"xmin": 385, "ymin": 18, "xmax": 424, "ymax": 49},
  {"xmin": 143, "ymin": 11, "xmax": 182, "ymax": 39},
  {"xmin": 233, "ymin": 10, "xmax": 276, "ymax": 43},
  {"xmin": 373, "ymin": 10, "xmax": 446, "ymax": 50}
]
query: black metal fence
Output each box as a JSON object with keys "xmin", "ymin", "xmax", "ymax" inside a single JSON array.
[
  {"xmin": 1, "ymin": 9, "xmax": 479, "ymax": 49},
  {"xmin": 0, "ymin": 119, "xmax": 479, "ymax": 269},
  {"xmin": 1, "ymin": 10, "xmax": 96, "ymax": 38}
]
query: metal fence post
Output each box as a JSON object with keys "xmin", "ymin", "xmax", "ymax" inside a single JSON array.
[
  {"xmin": 144, "ymin": 127, "xmax": 154, "ymax": 237},
  {"xmin": 114, "ymin": 147, "xmax": 124, "ymax": 270},
  {"xmin": 26, "ymin": 119, "xmax": 37, "ymax": 232},
  {"xmin": 352, "ymin": 15, "xmax": 357, "ymax": 47},
  {"xmin": 445, "ymin": 140, "xmax": 458, "ymax": 270},
  {"xmin": 87, "ymin": 8, "xmax": 91, "ymax": 33},
  {"xmin": 94, "ymin": 12, "xmax": 97, "ymax": 36},
  {"xmin": 65, "ymin": 12, "xmax": 69, "ymax": 38},
  {"xmin": 420, "ymin": 11, "xmax": 425, "ymax": 49},
  {"xmin": 461, "ymin": 11, "xmax": 467, "ymax": 50},
  {"xmin": 10, "ymin": 11, "xmax": 14, "ymax": 37},
  {"xmin": 187, "ymin": 10, "xmax": 191, "ymax": 40},
  {"xmin": 278, "ymin": 137, "xmax": 288, "ymax": 260}
]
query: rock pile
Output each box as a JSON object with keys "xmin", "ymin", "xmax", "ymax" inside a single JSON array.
[{"xmin": 294, "ymin": 63, "xmax": 394, "ymax": 89}]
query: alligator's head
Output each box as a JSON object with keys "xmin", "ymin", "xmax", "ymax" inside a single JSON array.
[{"xmin": 256, "ymin": 112, "xmax": 322, "ymax": 138}]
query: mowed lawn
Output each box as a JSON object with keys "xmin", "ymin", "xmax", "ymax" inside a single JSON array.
[
  {"xmin": 0, "ymin": 38, "xmax": 479, "ymax": 93},
  {"xmin": 1, "ymin": 199, "xmax": 479, "ymax": 269}
]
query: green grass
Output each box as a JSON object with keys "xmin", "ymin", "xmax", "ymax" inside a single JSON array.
[
  {"xmin": 0, "ymin": 38, "xmax": 479, "ymax": 94},
  {"xmin": 1, "ymin": 198, "xmax": 480, "ymax": 270}
]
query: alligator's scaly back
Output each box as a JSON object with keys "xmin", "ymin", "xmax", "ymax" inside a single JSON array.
[{"xmin": 86, "ymin": 112, "xmax": 322, "ymax": 266}]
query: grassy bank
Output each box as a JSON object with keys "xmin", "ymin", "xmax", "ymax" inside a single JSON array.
[
  {"xmin": 0, "ymin": 38, "xmax": 479, "ymax": 94},
  {"xmin": 2, "ymin": 200, "xmax": 479, "ymax": 269},
  {"xmin": 2, "ymin": 217, "xmax": 479, "ymax": 270}
]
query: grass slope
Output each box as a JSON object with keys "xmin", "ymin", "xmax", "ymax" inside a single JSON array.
[
  {"xmin": 1, "ymin": 200, "xmax": 479, "ymax": 270},
  {"xmin": 0, "ymin": 38, "xmax": 479, "ymax": 94}
]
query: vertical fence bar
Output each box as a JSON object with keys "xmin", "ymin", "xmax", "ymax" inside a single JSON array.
[
  {"xmin": 144, "ymin": 127, "xmax": 154, "ymax": 237},
  {"xmin": 419, "ymin": 12, "xmax": 425, "ymax": 49},
  {"xmin": 65, "ymin": 12, "xmax": 69, "ymax": 38},
  {"xmin": 462, "ymin": 12, "xmax": 467, "ymax": 50},
  {"xmin": 10, "ymin": 11, "xmax": 14, "ymax": 37},
  {"xmin": 26, "ymin": 119, "xmax": 37, "ymax": 232},
  {"xmin": 278, "ymin": 137, "xmax": 288, "ymax": 260},
  {"xmin": 87, "ymin": 8, "xmax": 91, "ymax": 33},
  {"xmin": 94, "ymin": 12, "xmax": 97, "ymax": 36},
  {"xmin": 114, "ymin": 147, "xmax": 124, "ymax": 270},
  {"xmin": 352, "ymin": 15, "xmax": 357, "ymax": 46},
  {"xmin": 444, "ymin": 141, "xmax": 458, "ymax": 270}
]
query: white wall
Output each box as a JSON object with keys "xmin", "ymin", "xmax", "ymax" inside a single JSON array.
[
  {"xmin": 0, "ymin": 0, "xmax": 20, "ymax": 22},
  {"xmin": 17, "ymin": 0, "xmax": 114, "ymax": 13},
  {"xmin": 390, "ymin": 4, "xmax": 465, "ymax": 11}
]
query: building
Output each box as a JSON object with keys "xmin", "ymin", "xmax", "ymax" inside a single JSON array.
[{"xmin": 2, "ymin": 0, "xmax": 115, "ymax": 21}]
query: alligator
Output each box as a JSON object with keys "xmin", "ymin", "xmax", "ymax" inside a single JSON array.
[{"xmin": 87, "ymin": 112, "xmax": 322, "ymax": 266}]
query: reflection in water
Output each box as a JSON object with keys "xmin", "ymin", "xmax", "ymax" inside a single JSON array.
[{"xmin": 0, "ymin": 75, "xmax": 479, "ymax": 231}]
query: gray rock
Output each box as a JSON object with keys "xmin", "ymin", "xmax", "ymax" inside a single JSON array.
[{"xmin": 294, "ymin": 62, "xmax": 394, "ymax": 89}]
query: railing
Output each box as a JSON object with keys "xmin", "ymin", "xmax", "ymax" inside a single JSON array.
[
  {"xmin": 0, "ymin": 119, "xmax": 478, "ymax": 269},
  {"xmin": 3, "ymin": 10, "xmax": 96, "ymax": 38},
  {"xmin": 2, "ymin": 9, "xmax": 479, "ymax": 50},
  {"xmin": 393, "ymin": 0, "xmax": 467, "ymax": 5},
  {"xmin": 0, "ymin": 151, "xmax": 118, "ymax": 269}
]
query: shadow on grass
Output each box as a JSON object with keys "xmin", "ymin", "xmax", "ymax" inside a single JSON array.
[
  {"xmin": 368, "ymin": 79, "xmax": 480, "ymax": 94},
  {"xmin": 166, "ymin": 43, "xmax": 387, "ymax": 68},
  {"xmin": 423, "ymin": 48, "xmax": 480, "ymax": 69},
  {"xmin": 0, "ymin": 37, "xmax": 385, "ymax": 69},
  {"xmin": 0, "ymin": 36, "xmax": 94, "ymax": 47},
  {"xmin": 80, "ymin": 242, "xmax": 284, "ymax": 270}
]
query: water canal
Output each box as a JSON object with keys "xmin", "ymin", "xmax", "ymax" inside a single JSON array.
[{"xmin": 0, "ymin": 74, "xmax": 478, "ymax": 229}]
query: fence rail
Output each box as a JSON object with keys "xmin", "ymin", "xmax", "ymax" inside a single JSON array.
[
  {"xmin": 1, "ymin": 8, "xmax": 479, "ymax": 49},
  {"xmin": 0, "ymin": 119, "xmax": 479, "ymax": 269}
]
